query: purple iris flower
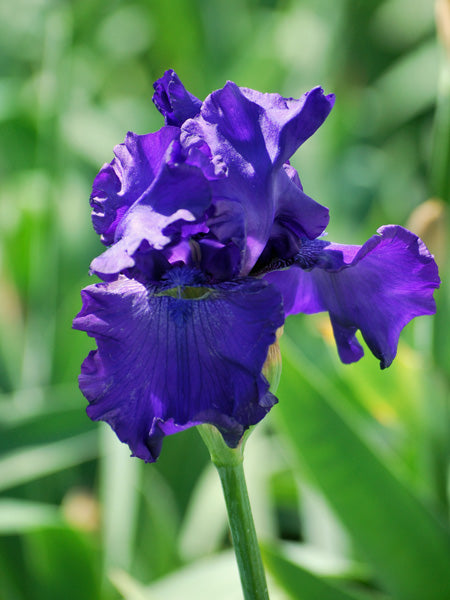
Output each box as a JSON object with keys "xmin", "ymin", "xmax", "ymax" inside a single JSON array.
[{"xmin": 73, "ymin": 70, "xmax": 440, "ymax": 462}]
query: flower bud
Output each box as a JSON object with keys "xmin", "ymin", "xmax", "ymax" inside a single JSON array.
[{"xmin": 262, "ymin": 326, "xmax": 284, "ymax": 393}]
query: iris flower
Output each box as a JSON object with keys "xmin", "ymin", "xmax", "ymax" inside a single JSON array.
[{"xmin": 73, "ymin": 70, "xmax": 440, "ymax": 462}]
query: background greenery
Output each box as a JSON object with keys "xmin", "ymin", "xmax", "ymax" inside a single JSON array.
[{"xmin": 0, "ymin": 0, "xmax": 449, "ymax": 598}]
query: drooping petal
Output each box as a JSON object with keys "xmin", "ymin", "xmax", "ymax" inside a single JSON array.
[
  {"xmin": 152, "ymin": 69, "xmax": 202, "ymax": 126},
  {"xmin": 181, "ymin": 81, "xmax": 333, "ymax": 274},
  {"xmin": 265, "ymin": 226, "xmax": 440, "ymax": 368},
  {"xmin": 73, "ymin": 272, "xmax": 284, "ymax": 462}
]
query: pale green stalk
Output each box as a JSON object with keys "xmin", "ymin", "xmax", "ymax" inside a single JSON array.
[{"xmin": 198, "ymin": 425, "xmax": 270, "ymax": 600}]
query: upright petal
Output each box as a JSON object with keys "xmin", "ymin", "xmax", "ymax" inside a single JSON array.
[
  {"xmin": 152, "ymin": 69, "xmax": 202, "ymax": 126},
  {"xmin": 181, "ymin": 81, "xmax": 332, "ymax": 274},
  {"xmin": 90, "ymin": 148, "xmax": 212, "ymax": 281},
  {"xmin": 73, "ymin": 272, "xmax": 284, "ymax": 462},
  {"xmin": 90, "ymin": 127, "xmax": 180, "ymax": 245},
  {"xmin": 239, "ymin": 85, "xmax": 335, "ymax": 167},
  {"xmin": 265, "ymin": 226, "xmax": 440, "ymax": 368}
]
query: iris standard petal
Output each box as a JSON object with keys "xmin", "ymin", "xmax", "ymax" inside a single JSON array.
[
  {"xmin": 253, "ymin": 163, "xmax": 330, "ymax": 272},
  {"xmin": 90, "ymin": 127, "xmax": 180, "ymax": 245},
  {"xmin": 239, "ymin": 85, "xmax": 335, "ymax": 167},
  {"xmin": 72, "ymin": 272, "xmax": 284, "ymax": 462},
  {"xmin": 152, "ymin": 69, "xmax": 202, "ymax": 126},
  {"xmin": 265, "ymin": 226, "xmax": 440, "ymax": 368},
  {"xmin": 181, "ymin": 80, "xmax": 332, "ymax": 274},
  {"xmin": 90, "ymin": 141, "xmax": 212, "ymax": 281}
]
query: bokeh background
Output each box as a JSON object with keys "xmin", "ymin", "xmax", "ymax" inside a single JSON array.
[{"xmin": 0, "ymin": 1, "xmax": 449, "ymax": 599}]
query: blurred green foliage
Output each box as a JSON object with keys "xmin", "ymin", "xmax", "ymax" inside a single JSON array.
[{"xmin": 0, "ymin": 0, "xmax": 449, "ymax": 599}]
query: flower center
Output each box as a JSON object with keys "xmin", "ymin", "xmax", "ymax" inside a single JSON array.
[
  {"xmin": 157, "ymin": 285, "xmax": 212, "ymax": 300},
  {"xmin": 157, "ymin": 266, "xmax": 213, "ymax": 300}
]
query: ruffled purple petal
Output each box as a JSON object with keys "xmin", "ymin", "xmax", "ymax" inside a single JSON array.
[
  {"xmin": 90, "ymin": 76, "xmax": 333, "ymax": 282},
  {"xmin": 90, "ymin": 127, "xmax": 180, "ymax": 245},
  {"xmin": 90, "ymin": 140, "xmax": 212, "ymax": 281},
  {"xmin": 152, "ymin": 69, "xmax": 202, "ymax": 126},
  {"xmin": 239, "ymin": 85, "xmax": 335, "ymax": 167},
  {"xmin": 73, "ymin": 272, "xmax": 284, "ymax": 461},
  {"xmin": 265, "ymin": 226, "xmax": 440, "ymax": 368},
  {"xmin": 181, "ymin": 81, "xmax": 332, "ymax": 274}
]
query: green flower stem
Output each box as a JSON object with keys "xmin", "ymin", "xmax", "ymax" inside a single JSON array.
[{"xmin": 198, "ymin": 425, "xmax": 270, "ymax": 600}]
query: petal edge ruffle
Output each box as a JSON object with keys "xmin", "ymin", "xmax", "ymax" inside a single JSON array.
[
  {"xmin": 265, "ymin": 226, "xmax": 440, "ymax": 368},
  {"xmin": 181, "ymin": 81, "xmax": 332, "ymax": 274},
  {"xmin": 73, "ymin": 273, "xmax": 284, "ymax": 461}
]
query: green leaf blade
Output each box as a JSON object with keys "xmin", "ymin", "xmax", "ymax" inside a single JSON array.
[
  {"xmin": 262, "ymin": 543, "xmax": 368, "ymax": 600},
  {"xmin": 277, "ymin": 336, "xmax": 450, "ymax": 600}
]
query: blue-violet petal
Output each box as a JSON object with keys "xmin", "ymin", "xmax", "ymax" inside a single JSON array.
[
  {"xmin": 152, "ymin": 69, "xmax": 202, "ymax": 126},
  {"xmin": 73, "ymin": 272, "xmax": 284, "ymax": 461},
  {"xmin": 265, "ymin": 225, "xmax": 440, "ymax": 368}
]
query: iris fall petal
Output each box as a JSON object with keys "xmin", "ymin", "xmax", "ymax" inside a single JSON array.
[
  {"xmin": 73, "ymin": 273, "xmax": 284, "ymax": 461},
  {"xmin": 265, "ymin": 226, "xmax": 440, "ymax": 368}
]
